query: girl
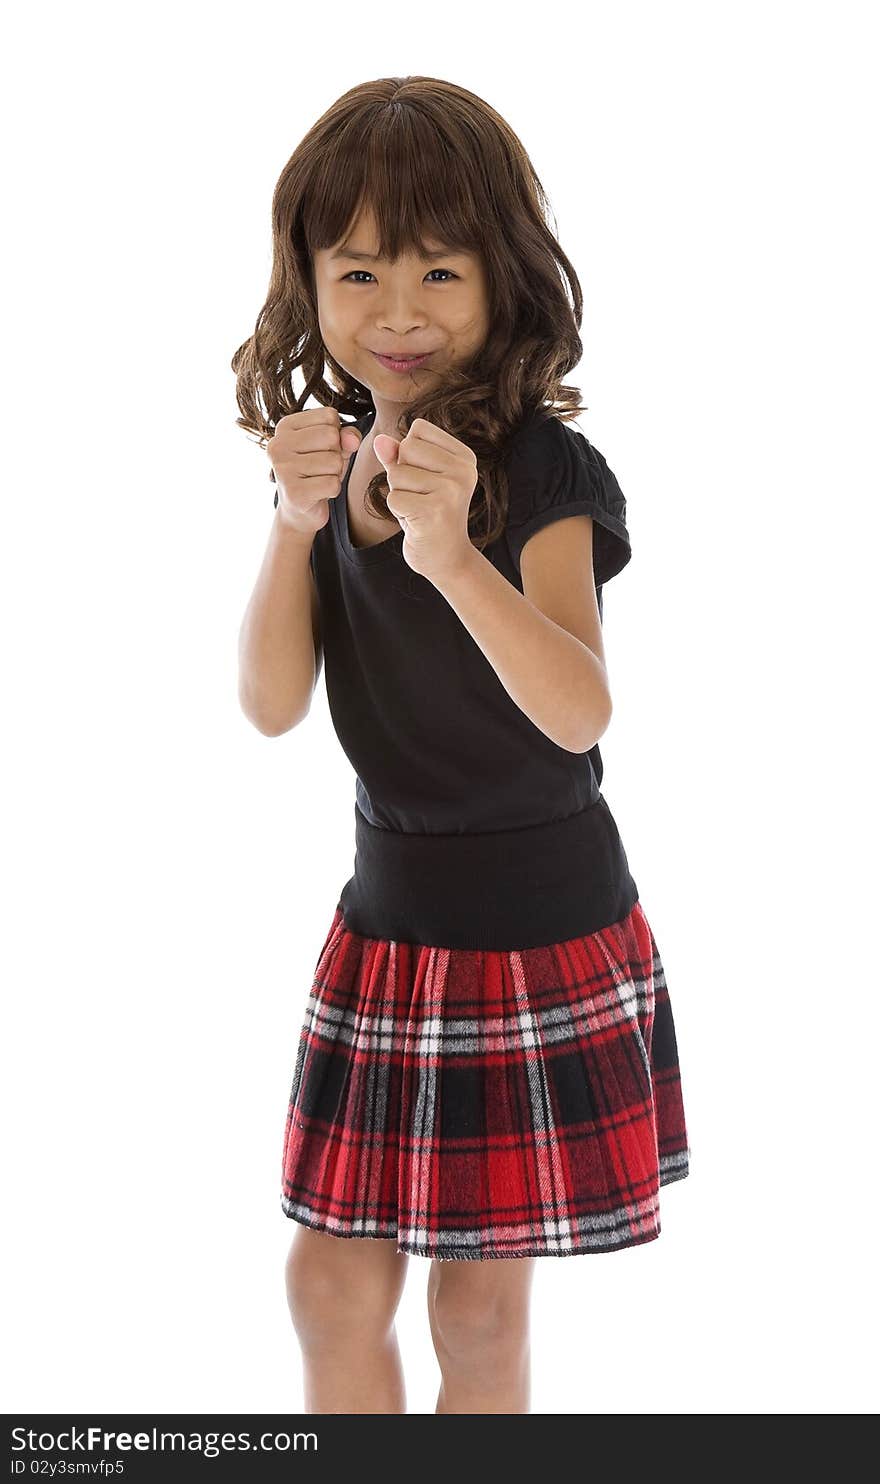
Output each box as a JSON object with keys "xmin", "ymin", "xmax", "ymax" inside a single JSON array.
[{"xmin": 234, "ymin": 75, "xmax": 690, "ymax": 1416}]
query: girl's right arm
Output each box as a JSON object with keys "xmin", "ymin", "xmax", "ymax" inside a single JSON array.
[
  {"xmin": 237, "ymin": 408, "xmax": 362, "ymax": 736},
  {"xmin": 237, "ymin": 518, "xmax": 322, "ymax": 736}
]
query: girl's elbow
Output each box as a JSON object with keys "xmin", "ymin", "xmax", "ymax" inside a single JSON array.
[
  {"xmin": 568, "ymin": 691, "xmax": 613, "ymax": 754},
  {"xmin": 238, "ymin": 684, "xmax": 310, "ymax": 737}
]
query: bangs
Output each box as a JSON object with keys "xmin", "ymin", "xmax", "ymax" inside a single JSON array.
[{"xmin": 301, "ymin": 106, "xmax": 487, "ymax": 264}]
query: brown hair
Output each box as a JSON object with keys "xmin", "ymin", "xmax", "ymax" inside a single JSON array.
[{"xmin": 231, "ymin": 75, "xmax": 588, "ymax": 550}]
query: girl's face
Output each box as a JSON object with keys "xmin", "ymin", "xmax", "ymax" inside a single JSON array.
[{"xmin": 313, "ymin": 206, "xmax": 490, "ymax": 424}]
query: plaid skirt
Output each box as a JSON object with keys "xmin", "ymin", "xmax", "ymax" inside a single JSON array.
[{"xmin": 280, "ymin": 898, "xmax": 690, "ymax": 1259}]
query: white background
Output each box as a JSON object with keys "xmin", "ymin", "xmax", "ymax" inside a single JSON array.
[{"xmin": 3, "ymin": 0, "xmax": 878, "ymax": 1416}]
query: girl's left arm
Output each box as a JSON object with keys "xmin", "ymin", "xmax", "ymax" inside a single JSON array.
[{"xmin": 433, "ymin": 514, "xmax": 611, "ymax": 754}]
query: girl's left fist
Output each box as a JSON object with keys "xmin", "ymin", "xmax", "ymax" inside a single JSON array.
[{"xmin": 373, "ymin": 418, "xmax": 478, "ymax": 582}]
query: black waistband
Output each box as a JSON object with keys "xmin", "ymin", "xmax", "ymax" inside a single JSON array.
[{"xmin": 338, "ymin": 795, "xmax": 639, "ymax": 950}]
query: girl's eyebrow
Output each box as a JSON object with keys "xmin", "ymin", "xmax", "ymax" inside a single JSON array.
[{"xmin": 329, "ymin": 245, "xmax": 464, "ymax": 262}]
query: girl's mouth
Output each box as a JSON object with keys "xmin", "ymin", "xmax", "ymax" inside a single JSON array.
[{"xmin": 371, "ymin": 351, "xmax": 433, "ymax": 373}]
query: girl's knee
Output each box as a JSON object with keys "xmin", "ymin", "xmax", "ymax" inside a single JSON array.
[
  {"xmin": 284, "ymin": 1226, "xmax": 404, "ymax": 1345},
  {"xmin": 428, "ymin": 1262, "xmax": 533, "ymax": 1365}
]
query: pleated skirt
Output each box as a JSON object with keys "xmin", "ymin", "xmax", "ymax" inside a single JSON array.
[{"xmin": 280, "ymin": 898, "xmax": 690, "ymax": 1259}]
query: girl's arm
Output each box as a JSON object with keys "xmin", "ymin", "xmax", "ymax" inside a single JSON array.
[
  {"xmin": 238, "ymin": 513, "xmax": 322, "ymax": 736},
  {"xmin": 433, "ymin": 514, "xmax": 611, "ymax": 755}
]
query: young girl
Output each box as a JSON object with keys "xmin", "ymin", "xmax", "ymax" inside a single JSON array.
[{"xmin": 234, "ymin": 75, "xmax": 690, "ymax": 1416}]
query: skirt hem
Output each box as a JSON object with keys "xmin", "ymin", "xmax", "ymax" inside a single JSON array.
[{"xmin": 280, "ymin": 1161, "xmax": 689, "ymax": 1261}]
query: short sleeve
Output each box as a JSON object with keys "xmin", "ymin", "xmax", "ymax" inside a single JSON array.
[{"xmin": 503, "ymin": 415, "xmax": 631, "ymax": 588}]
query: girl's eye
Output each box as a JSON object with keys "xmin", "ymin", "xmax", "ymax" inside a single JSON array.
[{"xmin": 342, "ymin": 269, "xmax": 457, "ymax": 284}]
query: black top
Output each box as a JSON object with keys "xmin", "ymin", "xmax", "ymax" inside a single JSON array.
[{"xmin": 273, "ymin": 408, "xmax": 640, "ymax": 949}]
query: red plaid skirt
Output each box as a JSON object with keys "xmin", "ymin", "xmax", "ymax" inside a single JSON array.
[{"xmin": 280, "ymin": 898, "xmax": 690, "ymax": 1259}]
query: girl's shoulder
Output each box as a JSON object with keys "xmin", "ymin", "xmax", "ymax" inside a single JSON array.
[{"xmin": 503, "ymin": 412, "xmax": 632, "ymax": 587}]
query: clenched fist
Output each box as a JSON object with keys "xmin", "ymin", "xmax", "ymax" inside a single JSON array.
[
  {"xmin": 373, "ymin": 417, "xmax": 479, "ymax": 583},
  {"xmin": 268, "ymin": 408, "xmax": 363, "ymax": 542}
]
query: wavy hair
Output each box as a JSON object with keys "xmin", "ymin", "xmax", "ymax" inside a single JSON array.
[{"xmin": 231, "ymin": 75, "xmax": 589, "ymax": 549}]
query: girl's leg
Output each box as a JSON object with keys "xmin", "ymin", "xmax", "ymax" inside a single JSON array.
[
  {"xmin": 427, "ymin": 1256, "xmax": 536, "ymax": 1414},
  {"xmin": 285, "ymin": 1224, "xmax": 410, "ymax": 1413}
]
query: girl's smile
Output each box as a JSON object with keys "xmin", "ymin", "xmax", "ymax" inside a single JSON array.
[{"xmin": 370, "ymin": 350, "xmax": 434, "ymax": 373}]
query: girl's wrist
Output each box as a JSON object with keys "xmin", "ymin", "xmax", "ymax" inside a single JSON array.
[{"xmin": 273, "ymin": 507, "xmax": 318, "ymax": 553}]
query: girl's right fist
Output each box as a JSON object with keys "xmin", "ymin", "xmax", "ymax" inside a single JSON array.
[{"xmin": 268, "ymin": 408, "xmax": 363, "ymax": 538}]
